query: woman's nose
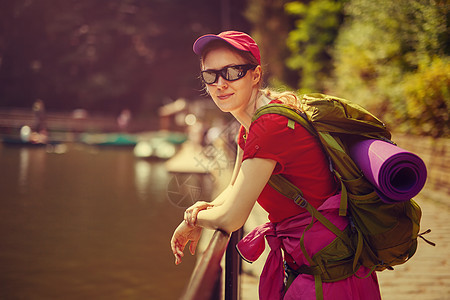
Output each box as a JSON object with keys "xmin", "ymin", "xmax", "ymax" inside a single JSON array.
[{"xmin": 216, "ymin": 76, "xmax": 228, "ymax": 89}]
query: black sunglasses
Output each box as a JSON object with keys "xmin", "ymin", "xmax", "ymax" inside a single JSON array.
[{"xmin": 200, "ymin": 64, "xmax": 257, "ymax": 85}]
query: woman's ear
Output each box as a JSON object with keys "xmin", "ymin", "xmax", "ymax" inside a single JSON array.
[{"xmin": 252, "ymin": 65, "xmax": 262, "ymax": 85}]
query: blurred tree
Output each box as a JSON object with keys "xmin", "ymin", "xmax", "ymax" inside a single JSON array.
[
  {"xmin": 0, "ymin": 0, "xmax": 249, "ymax": 116},
  {"xmin": 330, "ymin": 0, "xmax": 449, "ymax": 137},
  {"xmin": 284, "ymin": 0, "xmax": 346, "ymax": 93},
  {"xmin": 244, "ymin": 0, "xmax": 297, "ymax": 89},
  {"xmin": 402, "ymin": 58, "xmax": 449, "ymax": 137}
]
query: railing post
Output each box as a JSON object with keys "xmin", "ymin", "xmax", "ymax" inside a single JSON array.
[{"xmin": 225, "ymin": 227, "xmax": 243, "ymax": 300}]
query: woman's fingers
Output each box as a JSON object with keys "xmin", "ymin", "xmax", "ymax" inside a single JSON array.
[
  {"xmin": 171, "ymin": 229, "xmax": 186, "ymax": 265},
  {"xmin": 171, "ymin": 220, "xmax": 203, "ymax": 265},
  {"xmin": 189, "ymin": 239, "xmax": 198, "ymax": 255},
  {"xmin": 184, "ymin": 210, "xmax": 190, "ymax": 224},
  {"xmin": 174, "ymin": 253, "xmax": 182, "ymax": 265},
  {"xmin": 174, "ymin": 252, "xmax": 182, "ymax": 265},
  {"xmin": 190, "ymin": 207, "xmax": 199, "ymax": 225},
  {"xmin": 184, "ymin": 208, "xmax": 197, "ymax": 226},
  {"xmin": 171, "ymin": 241, "xmax": 185, "ymax": 265},
  {"xmin": 184, "ymin": 202, "xmax": 213, "ymax": 226}
]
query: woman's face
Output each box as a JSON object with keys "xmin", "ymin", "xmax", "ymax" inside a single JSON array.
[{"xmin": 202, "ymin": 47, "xmax": 261, "ymax": 114}]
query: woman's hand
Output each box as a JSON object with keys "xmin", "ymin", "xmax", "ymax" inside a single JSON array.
[
  {"xmin": 170, "ymin": 221, "xmax": 203, "ymax": 265},
  {"xmin": 184, "ymin": 201, "xmax": 214, "ymax": 226}
]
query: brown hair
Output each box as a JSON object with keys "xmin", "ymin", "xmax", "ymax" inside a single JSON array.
[{"xmin": 262, "ymin": 88, "xmax": 300, "ymax": 108}]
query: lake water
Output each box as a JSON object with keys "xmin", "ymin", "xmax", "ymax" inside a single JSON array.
[{"xmin": 0, "ymin": 143, "xmax": 214, "ymax": 299}]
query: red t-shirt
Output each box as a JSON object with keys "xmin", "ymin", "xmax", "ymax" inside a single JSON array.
[{"xmin": 238, "ymin": 106, "xmax": 339, "ymax": 223}]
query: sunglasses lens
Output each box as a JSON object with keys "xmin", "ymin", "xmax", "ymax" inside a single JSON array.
[
  {"xmin": 201, "ymin": 65, "xmax": 256, "ymax": 84},
  {"xmin": 201, "ymin": 71, "xmax": 217, "ymax": 84},
  {"xmin": 225, "ymin": 66, "xmax": 245, "ymax": 81}
]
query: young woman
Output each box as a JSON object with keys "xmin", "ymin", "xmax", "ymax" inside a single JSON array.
[{"xmin": 170, "ymin": 31, "xmax": 381, "ymax": 300}]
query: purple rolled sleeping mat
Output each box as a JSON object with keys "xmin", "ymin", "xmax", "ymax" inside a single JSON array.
[{"xmin": 349, "ymin": 139, "xmax": 427, "ymax": 203}]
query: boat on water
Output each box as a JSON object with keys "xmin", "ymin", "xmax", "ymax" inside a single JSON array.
[
  {"xmin": 79, "ymin": 132, "xmax": 139, "ymax": 147},
  {"xmin": 133, "ymin": 131, "xmax": 187, "ymax": 159},
  {"xmin": 1, "ymin": 125, "xmax": 63, "ymax": 146},
  {"xmin": 79, "ymin": 130, "xmax": 187, "ymax": 160}
]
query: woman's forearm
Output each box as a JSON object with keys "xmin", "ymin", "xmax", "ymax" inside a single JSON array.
[
  {"xmin": 196, "ymin": 182, "xmax": 251, "ymax": 232},
  {"xmin": 196, "ymin": 158, "xmax": 276, "ymax": 233},
  {"xmin": 196, "ymin": 206, "xmax": 229, "ymax": 231},
  {"xmin": 196, "ymin": 198, "xmax": 248, "ymax": 233},
  {"xmin": 210, "ymin": 185, "xmax": 232, "ymax": 207},
  {"xmin": 210, "ymin": 146, "xmax": 243, "ymax": 207}
]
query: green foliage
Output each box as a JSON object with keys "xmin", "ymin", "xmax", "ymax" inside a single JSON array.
[
  {"xmin": 402, "ymin": 58, "xmax": 450, "ymax": 137},
  {"xmin": 285, "ymin": 0, "xmax": 345, "ymax": 93},
  {"xmin": 330, "ymin": 0, "xmax": 449, "ymax": 137}
]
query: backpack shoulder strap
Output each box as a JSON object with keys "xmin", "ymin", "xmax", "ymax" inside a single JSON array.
[
  {"xmin": 253, "ymin": 103, "xmax": 349, "ymax": 216},
  {"xmin": 252, "ymin": 103, "xmax": 317, "ymax": 137},
  {"xmin": 253, "ymin": 104, "xmax": 352, "ymax": 242}
]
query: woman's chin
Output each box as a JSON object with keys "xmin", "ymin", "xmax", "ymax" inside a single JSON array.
[{"xmin": 213, "ymin": 102, "xmax": 233, "ymax": 113}]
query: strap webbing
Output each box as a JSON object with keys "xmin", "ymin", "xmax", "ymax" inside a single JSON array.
[
  {"xmin": 252, "ymin": 104, "xmax": 316, "ymax": 136},
  {"xmin": 418, "ymin": 229, "xmax": 436, "ymax": 246},
  {"xmin": 353, "ymin": 227, "xmax": 364, "ymax": 271},
  {"xmin": 298, "ymin": 210, "xmax": 322, "ymax": 300},
  {"xmin": 254, "ymin": 105, "xmax": 350, "ymax": 217},
  {"xmin": 318, "ymin": 132, "xmax": 348, "ymax": 216},
  {"xmin": 268, "ymin": 175, "xmax": 306, "ymax": 205},
  {"xmin": 269, "ymin": 174, "xmax": 353, "ymax": 249},
  {"xmin": 338, "ymin": 178, "xmax": 348, "ymax": 217},
  {"xmin": 354, "ymin": 264, "xmax": 377, "ymax": 279},
  {"xmin": 314, "ymin": 275, "xmax": 324, "ymax": 300}
]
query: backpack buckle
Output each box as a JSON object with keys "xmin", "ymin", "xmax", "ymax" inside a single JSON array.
[{"xmin": 294, "ymin": 195, "xmax": 307, "ymax": 208}]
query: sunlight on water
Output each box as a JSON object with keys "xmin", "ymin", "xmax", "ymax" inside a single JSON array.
[
  {"xmin": 134, "ymin": 160, "xmax": 152, "ymax": 203},
  {"xmin": 0, "ymin": 144, "xmax": 207, "ymax": 300}
]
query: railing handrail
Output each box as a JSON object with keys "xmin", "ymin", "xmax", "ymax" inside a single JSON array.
[
  {"xmin": 180, "ymin": 228, "xmax": 243, "ymax": 300},
  {"xmin": 180, "ymin": 230, "xmax": 230, "ymax": 300}
]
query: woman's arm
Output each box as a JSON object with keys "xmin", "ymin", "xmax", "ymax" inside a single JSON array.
[
  {"xmin": 184, "ymin": 145, "xmax": 244, "ymax": 225},
  {"xmin": 196, "ymin": 157, "xmax": 276, "ymax": 233},
  {"xmin": 210, "ymin": 144, "xmax": 244, "ymax": 206},
  {"xmin": 171, "ymin": 149, "xmax": 273, "ymax": 264}
]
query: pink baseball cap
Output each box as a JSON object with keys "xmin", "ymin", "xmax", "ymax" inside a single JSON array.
[{"xmin": 193, "ymin": 30, "xmax": 261, "ymax": 65}]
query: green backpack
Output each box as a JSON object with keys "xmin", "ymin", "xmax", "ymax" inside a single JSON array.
[{"xmin": 251, "ymin": 93, "xmax": 434, "ymax": 299}]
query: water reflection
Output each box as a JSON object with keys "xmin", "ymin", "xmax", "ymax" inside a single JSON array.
[
  {"xmin": 18, "ymin": 147, "xmax": 46, "ymax": 196},
  {"xmin": 18, "ymin": 147, "xmax": 29, "ymax": 194},
  {"xmin": 134, "ymin": 160, "xmax": 151, "ymax": 203},
  {"xmin": 0, "ymin": 144, "xmax": 199, "ymax": 299}
]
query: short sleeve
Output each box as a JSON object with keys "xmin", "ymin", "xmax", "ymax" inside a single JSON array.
[{"xmin": 242, "ymin": 113, "xmax": 301, "ymax": 174}]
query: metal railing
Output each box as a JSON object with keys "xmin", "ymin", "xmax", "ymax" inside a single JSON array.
[{"xmin": 181, "ymin": 228, "xmax": 243, "ymax": 300}]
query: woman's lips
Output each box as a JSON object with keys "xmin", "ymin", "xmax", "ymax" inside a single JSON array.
[{"xmin": 217, "ymin": 93, "xmax": 233, "ymax": 100}]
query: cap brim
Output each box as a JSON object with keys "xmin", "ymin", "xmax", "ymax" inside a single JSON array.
[
  {"xmin": 193, "ymin": 35, "xmax": 224, "ymax": 55},
  {"xmin": 193, "ymin": 31, "xmax": 261, "ymax": 65},
  {"xmin": 193, "ymin": 34, "xmax": 247, "ymax": 56}
]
